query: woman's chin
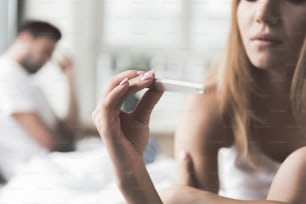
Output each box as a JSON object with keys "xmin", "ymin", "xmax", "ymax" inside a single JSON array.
[{"xmin": 250, "ymin": 57, "xmax": 284, "ymax": 71}]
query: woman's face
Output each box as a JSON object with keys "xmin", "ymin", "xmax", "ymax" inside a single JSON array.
[{"xmin": 237, "ymin": 0, "xmax": 306, "ymax": 71}]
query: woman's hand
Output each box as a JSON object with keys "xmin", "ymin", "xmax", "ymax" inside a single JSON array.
[
  {"xmin": 92, "ymin": 70, "xmax": 163, "ymax": 178},
  {"xmin": 92, "ymin": 70, "xmax": 164, "ymax": 203},
  {"xmin": 161, "ymin": 152, "xmax": 201, "ymax": 204}
]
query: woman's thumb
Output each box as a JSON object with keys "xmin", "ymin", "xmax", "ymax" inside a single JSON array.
[{"xmin": 177, "ymin": 151, "xmax": 197, "ymax": 187}]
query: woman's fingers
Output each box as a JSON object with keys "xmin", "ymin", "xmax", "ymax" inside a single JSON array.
[
  {"xmin": 93, "ymin": 77, "xmax": 130, "ymax": 129},
  {"xmin": 177, "ymin": 151, "xmax": 197, "ymax": 188},
  {"xmin": 95, "ymin": 70, "xmax": 150, "ymax": 111},
  {"xmin": 93, "ymin": 69, "xmax": 161, "ymax": 131},
  {"xmin": 133, "ymin": 88, "xmax": 163, "ymax": 124},
  {"xmin": 94, "ymin": 70, "xmax": 157, "ymax": 119},
  {"xmin": 94, "ymin": 70, "xmax": 139, "ymax": 115},
  {"xmin": 103, "ymin": 70, "xmax": 141, "ymax": 97},
  {"xmin": 114, "ymin": 70, "xmax": 157, "ymax": 109},
  {"xmin": 104, "ymin": 78, "xmax": 130, "ymax": 110}
]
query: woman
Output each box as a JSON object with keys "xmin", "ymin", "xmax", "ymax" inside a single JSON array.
[{"xmin": 92, "ymin": 0, "xmax": 306, "ymax": 203}]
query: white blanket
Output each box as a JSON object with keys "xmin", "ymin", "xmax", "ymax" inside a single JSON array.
[{"xmin": 0, "ymin": 140, "xmax": 177, "ymax": 204}]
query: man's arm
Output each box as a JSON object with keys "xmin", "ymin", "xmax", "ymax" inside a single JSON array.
[
  {"xmin": 58, "ymin": 56, "xmax": 79, "ymax": 129},
  {"xmin": 65, "ymin": 71, "xmax": 79, "ymax": 128},
  {"xmin": 12, "ymin": 112, "xmax": 74, "ymax": 151}
]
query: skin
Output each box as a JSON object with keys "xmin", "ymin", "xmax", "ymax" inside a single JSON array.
[
  {"xmin": 239, "ymin": 0, "xmax": 306, "ymax": 101},
  {"xmin": 238, "ymin": 0, "xmax": 306, "ymax": 72},
  {"xmin": 20, "ymin": 35, "xmax": 56, "ymax": 74},
  {"xmin": 6, "ymin": 32, "xmax": 79, "ymax": 151},
  {"xmin": 237, "ymin": 0, "xmax": 306, "ymax": 161},
  {"xmin": 93, "ymin": 70, "xmax": 299, "ymax": 204},
  {"xmin": 93, "ymin": 70, "xmax": 163, "ymax": 204},
  {"xmin": 93, "ymin": 0, "xmax": 306, "ymax": 203}
]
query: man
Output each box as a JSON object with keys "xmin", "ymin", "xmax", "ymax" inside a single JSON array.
[{"xmin": 0, "ymin": 20, "xmax": 79, "ymax": 181}]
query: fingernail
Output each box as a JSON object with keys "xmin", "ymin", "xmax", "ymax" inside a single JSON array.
[
  {"xmin": 119, "ymin": 78, "xmax": 129, "ymax": 86},
  {"xmin": 137, "ymin": 71, "xmax": 145, "ymax": 75},
  {"xmin": 179, "ymin": 151, "xmax": 188, "ymax": 160},
  {"xmin": 141, "ymin": 70, "xmax": 155, "ymax": 81}
]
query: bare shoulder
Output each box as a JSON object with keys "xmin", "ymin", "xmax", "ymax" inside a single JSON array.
[
  {"xmin": 285, "ymin": 146, "xmax": 306, "ymax": 168},
  {"xmin": 174, "ymin": 82, "xmax": 234, "ymax": 191},
  {"xmin": 175, "ymin": 81, "xmax": 233, "ymax": 155},
  {"xmin": 280, "ymin": 146, "xmax": 306, "ymax": 173},
  {"xmin": 268, "ymin": 146, "xmax": 306, "ymax": 203},
  {"xmin": 183, "ymin": 82, "xmax": 220, "ymax": 117}
]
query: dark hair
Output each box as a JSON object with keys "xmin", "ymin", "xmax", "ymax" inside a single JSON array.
[{"xmin": 18, "ymin": 20, "xmax": 62, "ymax": 41}]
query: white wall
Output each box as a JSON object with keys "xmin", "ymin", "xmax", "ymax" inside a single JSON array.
[
  {"xmin": 23, "ymin": 0, "xmax": 232, "ymax": 132},
  {"xmin": 0, "ymin": 0, "xmax": 17, "ymax": 52},
  {"xmin": 23, "ymin": 0, "xmax": 102, "ymax": 125},
  {"xmin": 97, "ymin": 0, "xmax": 231, "ymax": 134}
]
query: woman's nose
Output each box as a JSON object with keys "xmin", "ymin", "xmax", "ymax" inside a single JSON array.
[{"xmin": 255, "ymin": 0, "xmax": 281, "ymax": 26}]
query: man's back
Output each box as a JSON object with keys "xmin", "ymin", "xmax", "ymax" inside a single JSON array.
[{"xmin": 0, "ymin": 55, "xmax": 56, "ymax": 180}]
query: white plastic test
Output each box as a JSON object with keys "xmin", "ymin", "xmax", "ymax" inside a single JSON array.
[{"xmin": 153, "ymin": 78, "xmax": 207, "ymax": 94}]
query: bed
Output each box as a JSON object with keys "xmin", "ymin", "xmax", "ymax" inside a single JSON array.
[{"xmin": 0, "ymin": 138, "xmax": 177, "ymax": 203}]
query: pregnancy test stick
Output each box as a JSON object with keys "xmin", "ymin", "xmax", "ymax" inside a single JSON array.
[{"xmin": 153, "ymin": 78, "xmax": 208, "ymax": 94}]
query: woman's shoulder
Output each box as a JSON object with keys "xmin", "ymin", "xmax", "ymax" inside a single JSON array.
[
  {"xmin": 177, "ymin": 81, "xmax": 233, "ymax": 148},
  {"xmin": 185, "ymin": 81, "xmax": 218, "ymax": 111},
  {"xmin": 184, "ymin": 80, "xmax": 227, "ymax": 125}
]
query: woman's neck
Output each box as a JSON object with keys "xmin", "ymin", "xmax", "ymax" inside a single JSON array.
[{"xmin": 251, "ymin": 67, "xmax": 294, "ymax": 98}]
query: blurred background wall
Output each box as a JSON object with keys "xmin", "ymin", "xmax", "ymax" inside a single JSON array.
[
  {"xmin": 22, "ymin": 0, "xmax": 102, "ymax": 125},
  {"xmin": 0, "ymin": 0, "xmax": 18, "ymax": 53},
  {"xmin": 0, "ymin": 0, "xmax": 232, "ymax": 155}
]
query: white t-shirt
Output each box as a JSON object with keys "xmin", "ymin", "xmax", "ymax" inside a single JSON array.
[{"xmin": 0, "ymin": 56, "xmax": 57, "ymax": 180}]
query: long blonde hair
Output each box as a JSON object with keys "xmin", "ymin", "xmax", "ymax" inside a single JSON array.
[{"xmin": 206, "ymin": 0, "xmax": 306, "ymax": 168}]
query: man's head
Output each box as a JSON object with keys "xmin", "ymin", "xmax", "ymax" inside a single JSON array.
[{"xmin": 16, "ymin": 20, "xmax": 62, "ymax": 74}]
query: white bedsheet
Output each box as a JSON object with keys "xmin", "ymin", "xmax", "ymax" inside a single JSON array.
[{"xmin": 0, "ymin": 140, "xmax": 176, "ymax": 204}]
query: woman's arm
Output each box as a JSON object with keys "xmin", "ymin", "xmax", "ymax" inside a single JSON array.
[
  {"xmin": 93, "ymin": 70, "xmax": 303, "ymax": 204},
  {"xmin": 267, "ymin": 147, "xmax": 306, "ymax": 204},
  {"xmin": 161, "ymin": 153, "xmax": 290, "ymax": 204},
  {"xmin": 92, "ymin": 70, "xmax": 163, "ymax": 204},
  {"xmin": 163, "ymin": 188, "xmax": 288, "ymax": 204},
  {"xmin": 116, "ymin": 159, "xmax": 162, "ymax": 204},
  {"xmin": 193, "ymin": 191, "xmax": 288, "ymax": 204},
  {"xmin": 118, "ymin": 145, "xmax": 306, "ymax": 204},
  {"xmin": 175, "ymin": 85, "xmax": 233, "ymax": 192}
]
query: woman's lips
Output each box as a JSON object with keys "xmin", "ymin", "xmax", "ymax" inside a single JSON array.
[
  {"xmin": 251, "ymin": 33, "xmax": 283, "ymax": 48},
  {"xmin": 253, "ymin": 39, "xmax": 283, "ymax": 48}
]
